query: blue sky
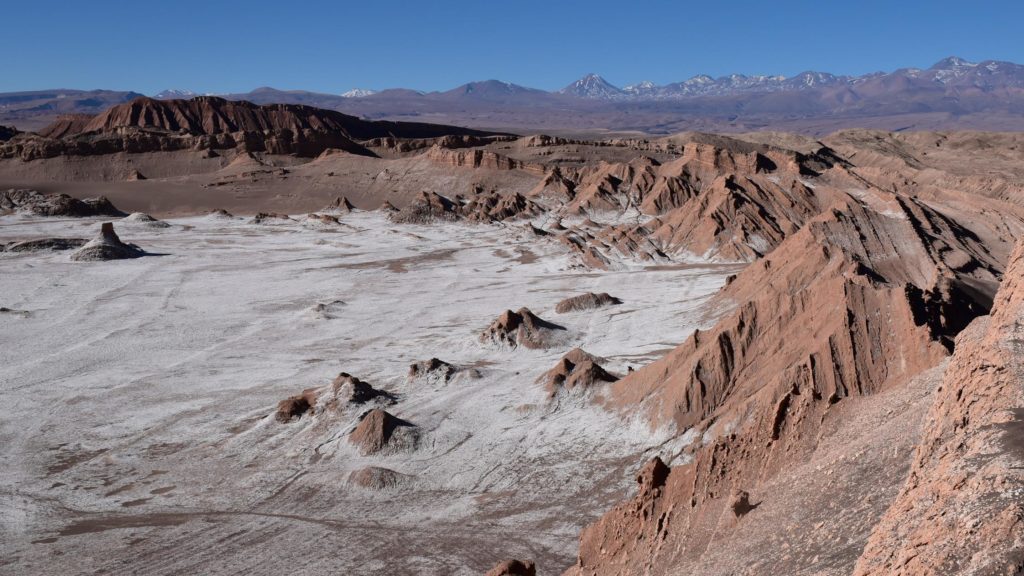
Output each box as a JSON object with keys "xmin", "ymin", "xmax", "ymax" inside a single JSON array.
[{"xmin": 3, "ymin": 0, "xmax": 1022, "ymax": 94}]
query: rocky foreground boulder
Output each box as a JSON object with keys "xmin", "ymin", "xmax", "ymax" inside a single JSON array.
[
  {"xmin": 347, "ymin": 466, "xmax": 411, "ymax": 490},
  {"xmin": 554, "ymin": 292, "xmax": 622, "ymax": 313},
  {"xmin": 349, "ymin": 409, "xmax": 418, "ymax": 456},
  {"xmin": 539, "ymin": 348, "xmax": 617, "ymax": 398},
  {"xmin": 70, "ymin": 223, "xmax": 146, "ymax": 261},
  {"xmin": 479, "ymin": 307, "xmax": 565, "ymax": 349}
]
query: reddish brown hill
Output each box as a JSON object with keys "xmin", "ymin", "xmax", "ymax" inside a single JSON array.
[
  {"xmin": 79, "ymin": 96, "xmax": 501, "ymax": 141},
  {"xmin": 566, "ymin": 175, "xmax": 1014, "ymax": 574},
  {"xmin": 854, "ymin": 240, "xmax": 1024, "ymax": 575},
  {"xmin": 36, "ymin": 114, "xmax": 94, "ymax": 139},
  {"xmin": 2, "ymin": 97, "xmax": 508, "ymax": 161}
]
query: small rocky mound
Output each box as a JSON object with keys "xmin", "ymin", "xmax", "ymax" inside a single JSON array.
[
  {"xmin": 407, "ymin": 358, "xmax": 481, "ymax": 384},
  {"xmin": 479, "ymin": 307, "xmax": 565, "ymax": 349},
  {"xmin": 388, "ymin": 191, "xmax": 460, "ymax": 224},
  {"xmin": 349, "ymin": 409, "xmax": 417, "ymax": 455},
  {"xmin": 126, "ymin": 169, "xmax": 146, "ymax": 181},
  {"xmin": 251, "ymin": 212, "xmax": 293, "ymax": 224},
  {"xmin": 408, "ymin": 358, "xmax": 458, "ymax": 383},
  {"xmin": 322, "ymin": 196, "xmax": 355, "ymax": 214},
  {"xmin": 275, "ymin": 389, "xmax": 318, "ymax": 423},
  {"xmin": 3, "ymin": 237, "xmax": 86, "ymax": 252},
  {"xmin": 122, "ymin": 212, "xmax": 171, "ymax": 228},
  {"xmin": 0, "ymin": 189, "xmax": 125, "ymax": 217},
  {"xmin": 554, "ymin": 292, "xmax": 622, "ymax": 313},
  {"xmin": 70, "ymin": 223, "xmax": 146, "ymax": 261},
  {"xmin": 303, "ymin": 213, "xmax": 341, "ymax": 227},
  {"xmin": 310, "ymin": 299, "xmax": 346, "ymax": 319},
  {"xmin": 378, "ymin": 200, "xmax": 398, "ymax": 213},
  {"xmin": 347, "ymin": 466, "xmax": 411, "ymax": 490},
  {"xmin": 485, "ymin": 559, "xmax": 537, "ymax": 576},
  {"xmin": 207, "ymin": 208, "xmax": 235, "ymax": 220},
  {"xmin": 539, "ymin": 348, "xmax": 617, "ymax": 398},
  {"xmin": 331, "ymin": 373, "xmax": 395, "ymax": 405}
]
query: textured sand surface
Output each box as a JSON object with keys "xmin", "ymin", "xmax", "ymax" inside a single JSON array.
[{"xmin": 0, "ymin": 212, "xmax": 738, "ymax": 575}]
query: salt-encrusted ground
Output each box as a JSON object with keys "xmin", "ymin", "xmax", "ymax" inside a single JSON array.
[{"xmin": 0, "ymin": 212, "xmax": 740, "ymax": 575}]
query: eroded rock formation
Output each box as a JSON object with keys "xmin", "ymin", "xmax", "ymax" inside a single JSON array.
[
  {"xmin": 70, "ymin": 223, "xmax": 145, "ymax": 261},
  {"xmin": 480, "ymin": 307, "xmax": 565, "ymax": 349}
]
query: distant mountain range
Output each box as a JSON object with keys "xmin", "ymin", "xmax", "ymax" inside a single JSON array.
[{"xmin": 3, "ymin": 57, "xmax": 1024, "ymax": 135}]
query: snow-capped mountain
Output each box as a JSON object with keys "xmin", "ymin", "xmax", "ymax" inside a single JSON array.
[
  {"xmin": 560, "ymin": 74, "xmax": 625, "ymax": 99},
  {"xmin": 154, "ymin": 89, "xmax": 198, "ymax": 99},
  {"xmin": 341, "ymin": 88, "xmax": 377, "ymax": 98}
]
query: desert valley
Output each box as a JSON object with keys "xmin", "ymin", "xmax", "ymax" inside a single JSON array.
[{"xmin": 2, "ymin": 6, "xmax": 1024, "ymax": 574}]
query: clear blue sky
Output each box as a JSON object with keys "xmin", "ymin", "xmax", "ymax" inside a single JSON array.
[{"xmin": 3, "ymin": 0, "xmax": 1022, "ymax": 94}]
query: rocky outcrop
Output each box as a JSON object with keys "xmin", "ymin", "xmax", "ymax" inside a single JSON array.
[
  {"xmin": 347, "ymin": 466, "xmax": 411, "ymax": 490},
  {"xmin": 853, "ymin": 240, "xmax": 1024, "ymax": 575},
  {"xmin": 1, "ymin": 189, "xmax": 125, "ymax": 217},
  {"xmin": 554, "ymin": 292, "xmax": 622, "ymax": 313},
  {"xmin": 426, "ymin": 145, "xmax": 544, "ymax": 174},
  {"xmin": 479, "ymin": 307, "xmax": 565, "ymax": 349},
  {"xmin": 539, "ymin": 348, "xmax": 617, "ymax": 398},
  {"xmin": 485, "ymin": 559, "xmax": 537, "ymax": 576},
  {"xmin": 331, "ymin": 373, "xmax": 394, "ymax": 406},
  {"xmin": 70, "ymin": 223, "xmax": 146, "ymax": 261},
  {"xmin": 275, "ymin": 389, "xmax": 318, "ymax": 423},
  {"xmin": 250, "ymin": 212, "xmax": 293, "ymax": 224},
  {"xmin": 528, "ymin": 168, "xmax": 577, "ymax": 200},
  {"xmin": 408, "ymin": 358, "xmax": 457, "ymax": 383},
  {"xmin": 0, "ymin": 124, "xmax": 19, "ymax": 141},
  {"xmin": 2, "ymin": 237, "xmax": 86, "ymax": 252},
  {"xmin": 388, "ymin": 191, "xmax": 460, "ymax": 224},
  {"xmin": 275, "ymin": 373, "xmax": 394, "ymax": 424},
  {"xmin": 566, "ymin": 184, "xmax": 1007, "ymax": 574},
  {"xmin": 460, "ymin": 191, "xmax": 544, "ymax": 222},
  {"xmin": 322, "ymin": 196, "xmax": 355, "ymax": 214},
  {"xmin": 349, "ymin": 409, "xmax": 418, "ymax": 455}
]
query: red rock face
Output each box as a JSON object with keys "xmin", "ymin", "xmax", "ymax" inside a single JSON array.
[
  {"xmin": 565, "ymin": 177, "xmax": 1011, "ymax": 574},
  {"xmin": 853, "ymin": 240, "xmax": 1024, "ymax": 575}
]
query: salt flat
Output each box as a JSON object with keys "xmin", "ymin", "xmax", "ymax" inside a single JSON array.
[{"xmin": 0, "ymin": 212, "xmax": 740, "ymax": 575}]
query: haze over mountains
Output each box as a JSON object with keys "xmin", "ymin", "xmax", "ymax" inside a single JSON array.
[{"xmin": 4, "ymin": 57, "xmax": 1024, "ymax": 135}]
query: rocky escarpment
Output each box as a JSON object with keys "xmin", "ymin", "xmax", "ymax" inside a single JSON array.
[
  {"xmin": 565, "ymin": 174, "xmax": 1013, "ymax": 574},
  {"xmin": 0, "ymin": 96, "xmax": 504, "ymax": 160},
  {"xmin": 1, "ymin": 189, "xmax": 124, "ymax": 217},
  {"xmin": 854, "ymin": 240, "xmax": 1024, "ymax": 575}
]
